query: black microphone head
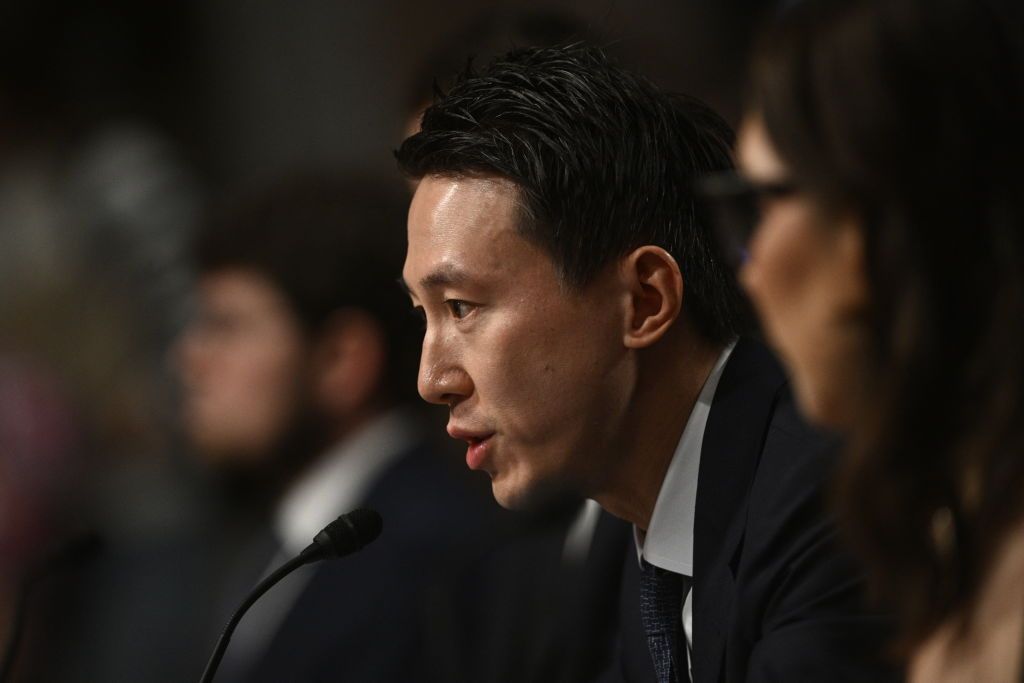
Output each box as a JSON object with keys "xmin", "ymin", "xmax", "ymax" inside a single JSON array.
[{"xmin": 310, "ymin": 508, "xmax": 382, "ymax": 561}]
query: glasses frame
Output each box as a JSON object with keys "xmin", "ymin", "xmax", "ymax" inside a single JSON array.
[{"xmin": 695, "ymin": 171, "xmax": 798, "ymax": 268}]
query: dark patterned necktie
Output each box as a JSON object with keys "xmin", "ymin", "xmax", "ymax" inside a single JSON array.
[{"xmin": 638, "ymin": 560, "xmax": 691, "ymax": 683}]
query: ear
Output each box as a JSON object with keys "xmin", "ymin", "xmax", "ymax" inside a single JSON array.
[
  {"xmin": 311, "ymin": 310, "xmax": 387, "ymax": 419},
  {"xmin": 621, "ymin": 246, "xmax": 684, "ymax": 349}
]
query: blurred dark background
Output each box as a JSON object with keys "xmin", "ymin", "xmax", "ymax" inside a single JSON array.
[
  {"xmin": 0, "ymin": 0, "xmax": 766, "ymax": 185},
  {"xmin": 0, "ymin": 0, "xmax": 774, "ymax": 679}
]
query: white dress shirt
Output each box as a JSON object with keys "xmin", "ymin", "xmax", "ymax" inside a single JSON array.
[
  {"xmin": 634, "ymin": 342, "xmax": 735, "ymax": 677},
  {"xmin": 274, "ymin": 409, "xmax": 416, "ymax": 557}
]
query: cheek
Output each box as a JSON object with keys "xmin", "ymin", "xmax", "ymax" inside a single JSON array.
[
  {"xmin": 741, "ymin": 218, "xmax": 867, "ymax": 426},
  {"xmin": 193, "ymin": 337, "xmax": 307, "ymax": 448},
  {"xmin": 479, "ymin": 305, "xmax": 627, "ymax": 449},
  {"xmin": 743, "ymin": 217, "xmax": 811, "ymax": 320},
  {"xmin": 237, "ymin": 340, "xmax": 306, "ymax": 424},
  {"xmin": 742, "ymin": 207, "xmax": 841, "ymax": 352}
]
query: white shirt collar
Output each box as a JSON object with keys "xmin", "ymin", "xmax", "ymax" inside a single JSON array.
[
  {"xmin": 273, "ymin": 409, "xmax": 417, "ymax": 556},
  {"xmin": 635, "ymin": 342, "xmax": 735, "ymax": 576}
]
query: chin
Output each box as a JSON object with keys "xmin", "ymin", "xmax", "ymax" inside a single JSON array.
[
  {"xmin": 794, "ymin": 377, "xmax": 855, "ymax": 431},
  {"xmin": 190, "ymin": 431, "xmax": 267, "ymax": 468},
  {"xmin": 490, "ymin": 477, "xmax": 532, "ymax": 511},
  {"xmin": 490, "ymin": 469, "xmax": 574, "ymax": 512}
]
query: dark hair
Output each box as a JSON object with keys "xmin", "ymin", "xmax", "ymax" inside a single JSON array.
[
  {"xmin": 193, "ymin": 172, "xmax": 419, "ymax": 404},
  {"xmin": 397, "ymin": 44, "xmax": 750, "ymax": 345},
  {"xmin": 750, "ymin": 0, "xmax": 1024, "ymax": 649}
]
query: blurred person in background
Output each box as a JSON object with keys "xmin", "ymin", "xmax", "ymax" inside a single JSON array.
[
  {"xmin": 0, "ymin": 4, "xmax": 204, "ymax": 681},
  {"xmin": 700, "ymin": 0, "xmax": 1024, "ymax": 679},
  {"xmin": 173, "ymin": 172, "xmax": 501, "ymax": 683},
  {"xmin": 398, "ymin": 44, "xmax": 896, "ymax": 683},
  {"xmin": 0, "ymin": 356, "xmax": 89, "ymax": 682}
]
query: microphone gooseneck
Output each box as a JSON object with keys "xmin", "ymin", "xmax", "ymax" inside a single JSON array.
[{"xmin": 198, "ymin": 508, "xmax": 382, "ymax": 683}]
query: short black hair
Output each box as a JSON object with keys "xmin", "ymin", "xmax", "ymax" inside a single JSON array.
[
  {"xmin": 193, "ymin": 172, "xmax": 418, "ymax": 403},
  {"xmin": 396, "ymin": 44, "xmax": 749, "ymax": 345}
]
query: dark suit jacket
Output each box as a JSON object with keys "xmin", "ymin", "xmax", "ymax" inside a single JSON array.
[
  {"xmin": 424, "ymin": 338, "xmax": 896, "ymax": 683},
  {"xmin": 612, "ymin": 338, "xmax": 897, "ymax": 682},
  {"xmin": 422, "ymin": 500, "xmax": 633, "ymax": 683},
  {"xmin": 228, "ymin": 441, "xmax": 503, "ymax": 683}
]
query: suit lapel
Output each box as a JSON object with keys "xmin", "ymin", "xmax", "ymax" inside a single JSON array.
[{"xmin": 691, "ymin": 339, "xmax": 785, "ymax": 683}]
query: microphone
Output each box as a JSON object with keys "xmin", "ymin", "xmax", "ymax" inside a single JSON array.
[
  {"xmin": 198, "ymin": 508, "xmax": 383, "ymax": 683},
  {"xmin": 299, "ymin": 507, "xmax": 382, "ymax": 564},
  {"xmin": 1, "ymin": 531, "xmax": 103, "ymax": 683}
]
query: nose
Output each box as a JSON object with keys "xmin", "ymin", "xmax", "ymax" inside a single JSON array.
[{"xmin": 417, "ymin": 330, "xmax": 472, "ymax": 406}]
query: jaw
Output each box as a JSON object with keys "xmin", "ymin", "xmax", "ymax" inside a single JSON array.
[
  {"xmin": 593, "ymin": 335, "xmax": 723, "ymax": 528},
  {"xmin": 488, "ymin": 453, "xmax": 588, "ymax": 512}
]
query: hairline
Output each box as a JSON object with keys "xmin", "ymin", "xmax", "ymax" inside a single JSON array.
[{"xmin": 409, "ymin": 168, "xmax": 631, "ymax": 292}]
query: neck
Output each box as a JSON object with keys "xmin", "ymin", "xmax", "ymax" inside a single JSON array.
[
  {"xmin": 219, "ymin": 406, "xmax": 385, "ymax": 511},
  {"xmin": 592, "ymin": 331, "xmax": 723, "ymax": 530}
]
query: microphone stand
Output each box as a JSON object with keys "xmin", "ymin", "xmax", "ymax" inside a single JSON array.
[
  {"xmin": 199, "ymin": 552, "xmax": 311, "ymax": 683},
  {"xmin": 197, "ymin": 508, "xmax": 380, "ymax": 683}
]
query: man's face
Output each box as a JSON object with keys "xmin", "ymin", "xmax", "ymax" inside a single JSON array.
[
  {"xmin": 403, "ymin": 176, "xmax": 634, "ymax": 509},
  {"xmin": 176, "ymin": 268, "xmax": 309, "ymax": 465}
]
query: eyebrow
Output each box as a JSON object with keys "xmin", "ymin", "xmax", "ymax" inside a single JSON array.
[{"xmin": 399, "ymin": 264, "xmax": 473, "ymax": 296}]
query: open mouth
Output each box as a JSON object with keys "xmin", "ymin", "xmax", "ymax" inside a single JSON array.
[{"xmin": 464, "ymin": 434, "xmax": 494, "ymax": 470}]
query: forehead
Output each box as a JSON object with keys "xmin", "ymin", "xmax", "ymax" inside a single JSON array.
[
  {"xmin": 198, "ymin": 268, "xmax": 290, "ymax": 316},
  {"xmin": 404, "ymin": 175, "xmax": 555, "ymax": 289}
]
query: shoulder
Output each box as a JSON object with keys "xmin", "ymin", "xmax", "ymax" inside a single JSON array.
[
  {"xmin": 718, "ymin": 344, "xmax": 852, "ymax": 603},
  {"xmin": 910, "ymin": 519, "xmax": 1024, "ymax": 683},
  {"xmin": 722, "ymin": 337, "xmax": 842, "ymax": 503},
  {"xmin": 758, "ymin": 385, "xmax": 843, "ymax": 492},
  {"xmin": 707, "ymin": 337, "xmax": 841, "ymax": 513},
  {"xmin": 744, "ymin": 382, "xmax": 843, "ymax": 559}
]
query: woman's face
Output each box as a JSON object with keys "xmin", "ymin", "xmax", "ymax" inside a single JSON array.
[{"xmin": 736, "ymin": 115, "xmax": 871, "ymax": 429}]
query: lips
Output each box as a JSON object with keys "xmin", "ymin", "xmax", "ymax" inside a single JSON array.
[{"xmin": 447, "ymin": 424, "xmax": 495, "ymax": 471}]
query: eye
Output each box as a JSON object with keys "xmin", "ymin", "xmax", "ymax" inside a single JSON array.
[
  {"xmin": 198, "ymin": 311, "xmax": 242, "ymax": 337},
  {"xmin": 444, "ymin": 299, "xmax": 475, "ymax": 320}
]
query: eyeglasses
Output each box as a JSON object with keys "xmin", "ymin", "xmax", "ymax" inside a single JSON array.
[{"xmin": 694, "ymin": 171, "xmax": 798, "ymax": 269}]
